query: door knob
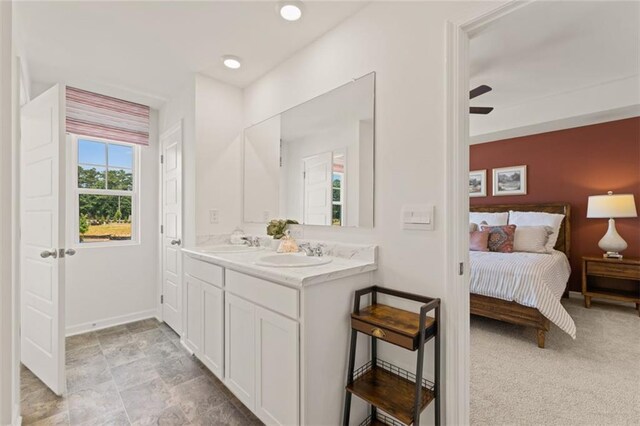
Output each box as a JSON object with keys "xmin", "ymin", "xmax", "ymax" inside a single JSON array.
[
  {"xmin": 40, "ymin": 249, "xmax": 58, "ymax": 259},
  {"xmin": 170, "ymin": 239, "xmax": 181, "ymax": 246},
  {"xmin": 65, "ymin": 248, "xmax": 77, "ymax": 256}
]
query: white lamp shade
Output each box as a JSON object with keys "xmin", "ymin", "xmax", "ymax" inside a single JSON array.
[{"xmin": 587, "ymin": 193, "xmax": 637, "ymax": 218}]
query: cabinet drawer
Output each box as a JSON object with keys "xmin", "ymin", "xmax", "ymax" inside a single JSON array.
[
  {"xmin": 225, "ymin": 270, "xmax": 298, "ymax": 319},
  {"xmin": 351, "ymin": 318, "xmax": 415, "ymax": 350},
  {"xmin": 184, "ymin": 255, "xmax": 224, "ymax": 287},
  {"xmin": 586, "ymin": 261, "xmax": 640, "ymax": 280}
]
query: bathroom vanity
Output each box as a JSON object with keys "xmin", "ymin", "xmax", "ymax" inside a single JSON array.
[{"xmin": 181, "ymin": 244, "xmax": 377, "ymax": 425}]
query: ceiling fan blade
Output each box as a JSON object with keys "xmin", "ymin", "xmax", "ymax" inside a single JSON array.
[
  {"xmin": 470, "ymin": 106, "xmax": 494, "ymax": 114},
  {"xmin": 470, "ymin": 85, "xmax": 492, "ymax": 99}
]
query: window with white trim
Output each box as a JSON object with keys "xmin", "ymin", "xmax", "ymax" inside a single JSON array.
[{"xmin": 72, "ymin": 135, "xmax": 139, "ymax": 245}]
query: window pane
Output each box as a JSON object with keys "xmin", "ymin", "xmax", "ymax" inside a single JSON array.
[
  {"xmin": 332, "ymin": 205, "xmax": 342, "ymax": 226},
  {"xmin": 108, "ymin": 144, "xmax": 133, "ymax": 168},
  {"xmin": 78, "ymin": 140, "xmax": 106, "ymax": 165},
  {"xmin": 107, "ymin": 168, "xmax": 133, "ymax": 191},
  {"xmin": 78, "ymin": 165, "xmax": 106, "ymax": 189},
  {"xmin": 79, "ymin": 194, "xmax": 132, "ymax": 243}
]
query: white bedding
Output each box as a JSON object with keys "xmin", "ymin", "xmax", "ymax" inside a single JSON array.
[{"xmin": 470, "ymin": 250, "xmax": 576, "ymax": 338}]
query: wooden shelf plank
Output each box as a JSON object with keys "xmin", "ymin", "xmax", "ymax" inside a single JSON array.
[
  {"xmin": 351, "ymin": 304, "xmax": 435, "ymax": 338},
  {"xmin": 346, "ymin": 364, "xmax": 434, "ymax": 425}
]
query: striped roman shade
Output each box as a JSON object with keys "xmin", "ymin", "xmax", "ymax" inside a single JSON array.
[{"xmin": 66, "ymin": 86, "xmax": 150, "ymax": 146}]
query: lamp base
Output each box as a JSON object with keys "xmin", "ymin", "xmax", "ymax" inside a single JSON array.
[{"xmin": 603, "ymin": 252, "xmax": 623, "ymax": 259}]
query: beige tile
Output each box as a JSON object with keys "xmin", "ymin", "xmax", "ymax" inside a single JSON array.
[
  {"xmin": 21, "ymin": 387, "xmax": 67, "ymax": 425},
  {"xmin": 154, "ymin": 356, "xmax": 204, "ymax": 388},
  {"xmin": 65, "ymin": 332, "xmax": 99, "ymax": 352},
  {"xmin": 158, "ymin": 323, "xmax": 181, "ymax": 343},
  {"xmin": 21, "ymin": 364, "xmax": 47, "ymax": 398},
  {"xmin": 66, "ymin": 354, "xmax": 111, "ymax": 393},
  {"xmin": 169, "ymin": 376, "xmax": 227, "ymax": 422},
  {"xmin": 131, "ymin": 405, "xmax": 188, "ymax": 426},
  {"xmin": 111, "ymin": 358, "xmax": 160, "ymax": 391},
  {"xmin": 120, "ymin": 378, "xmax": 172, "ymax": 424},
  {"xmin": 143, "ymin": 340, "xmax": 188, "ymax": 366},
  {"xmin": 80, "ymin": 409, "xmax": 130, "ymax": 426},
  {"xmin": 67, "ymin": 380, "xmax": 123, "ymax": 425},
  {"xmin": 188, "ymin": 401, "xmax": 248, "ymax": 426},
  {"xmin": 95, "ymin": 324, "xmax": 130, "ymax": 337},
  {"xmin": 133, "ymin": 328, "xmax": 169, "ymax": 351},
  {"xmin": 28, "ymin": 411, "xmax": 70, "ymax": 426},
  {"xmin": 65, "ymin": 344, "xmax": 103, "ymax": 369},
  {"xmin": 102, "ymin": 342, "xmax": 146, "ymax": 368},
  {"xmin": 97, "ymin": 330, "xmax": 135, "ymax": 350},
  {"xmin": 126, "ymin": 318, "xmax": 160, "ymax": 334}
]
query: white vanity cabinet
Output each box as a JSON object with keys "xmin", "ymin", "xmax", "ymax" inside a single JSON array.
[
  {"xmin": 183, "ymin": 256, "xmax": 225, "ymax": 379},
  {"xmin": 181, "ymin": 251, "xmax": 373, "ymax": 426}
]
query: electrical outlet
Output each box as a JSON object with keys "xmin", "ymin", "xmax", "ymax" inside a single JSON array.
[{"xmin": 209, "ymin": 209, "xmax": 219, "ymax": 224}]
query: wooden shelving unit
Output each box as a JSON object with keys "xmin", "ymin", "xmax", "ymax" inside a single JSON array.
[{"xmin": 343, "ymin": 286, "xmax": 441, "ymax": 426}]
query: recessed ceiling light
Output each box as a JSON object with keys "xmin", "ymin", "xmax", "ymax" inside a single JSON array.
[
  {"xmin": 222, "ymin": 55, "xmax": 242, "ymax": 70},
  {"xmin": 278, "ymin": 1, "xmax": 303, "ymax": 21}
]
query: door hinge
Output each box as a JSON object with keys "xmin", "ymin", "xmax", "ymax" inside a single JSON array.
[
  {"xmin": 459, "ymin": 262, "xmax": 464, "ymax": 276},
  {"xmin": 160, "ymin": 295, "xmax": 164, "ymax": 304},
  {"xmin": 160, "ymin": 225, "xmax": 164, "ymax": 234},
  {"xmin": 303, "ymin": 171, "xmax": 306, "ymax": 179},
  {"xmin": 160, "ymin": 155, "xmax": 164, "ymax": 164}
]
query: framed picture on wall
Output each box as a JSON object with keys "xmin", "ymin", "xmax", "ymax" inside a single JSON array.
[
  {"xmin": 493, "ymin": 165, "xmax": 527, "ymax": 196},
  {"xmin": 469, "ymin": 170, "xmax": 486, "ymax": 197}
]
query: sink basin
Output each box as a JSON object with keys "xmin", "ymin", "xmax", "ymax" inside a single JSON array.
[
  {"xmin": 199, "ymin": 245, "xmax": 262, "ymax": 254},
  {"xmin": 255, "ymin": 253, "xmax": 332, "ymax": 268}
]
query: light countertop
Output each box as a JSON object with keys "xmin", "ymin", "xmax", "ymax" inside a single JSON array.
[{"xmin": 182, "ymin": 243, "xmax": 377, "ymax": 288}]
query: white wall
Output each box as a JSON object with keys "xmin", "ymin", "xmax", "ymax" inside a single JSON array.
[
  {"xmin": 0, "ymin": 1, "xmax": 15, "ymax": 423},
  {"xmin": 65, "ymin": 111, "xmax": 160, "ymax": 334},
  {"xmin": 194, "ymin": 75, "xmax": 244, "ymax": 236},
  {"xmin": 240, "ymin": 2, "xmax": 500, "ymax": 422}
]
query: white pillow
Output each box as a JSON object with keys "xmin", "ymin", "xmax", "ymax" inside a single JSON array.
[
  {"xmin": 508, "ymin": 211, "xmax": 565, "ymax": 252},
  {"xmin": 470, "ymin": 212, "xmax": 509, "ymax": 226},
  {"xmin": 513, "ymin": 226, "xmax": 554, "ymax": 253}
]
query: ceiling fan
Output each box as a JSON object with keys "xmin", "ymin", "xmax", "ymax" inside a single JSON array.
[{"xmin": 470, "ymin": 85, "xmax": 493, "ymax": 115}]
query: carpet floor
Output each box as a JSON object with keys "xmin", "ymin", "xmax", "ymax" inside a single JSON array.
[{"xmin": 471, "ymin": 296, "xmax": 640, "ymax": 425}]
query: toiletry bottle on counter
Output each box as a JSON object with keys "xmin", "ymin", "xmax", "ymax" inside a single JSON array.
[{"xmin": 277, "ymin": 230, "xmax": 299, "ymax": 253}]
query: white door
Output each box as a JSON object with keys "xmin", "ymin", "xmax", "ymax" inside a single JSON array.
[
  {"xmin": 20, "ymin": 84, "xmax": 66, "ymax": 395},
  {"xmin": 160, "ymin": 122, "xmax": 182, "ymax": 334},
  {"xmin": 183, "ymin": 275, "xmax": 202, "ymax": 354},
  {"xmin": 255, "ymin": 306, "xmax": 299, "ymax": 426},
  {"xmin": 303, "ymin": 152, "xmax": 333, "ymax": 225},
  {"xmin": 202, "ymin": 283, "xmax": 224, "ymax": 379},
  {"xmin": 225, "ymin": 293, "xmax": 256, "ymax": 410}
]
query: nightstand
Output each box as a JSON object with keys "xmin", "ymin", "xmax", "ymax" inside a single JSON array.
[{"xmin": 582, "ymin": 256, "xmax": 640, "ymax": 316}]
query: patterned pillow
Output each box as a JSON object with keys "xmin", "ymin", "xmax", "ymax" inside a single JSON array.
[
  {"xmin": 481, "ymin": 224, "xmax": 517, "ymax": 253},
  {"xmin": 469, "ymin": 230, "xmax": 490, "ymax": 251}
]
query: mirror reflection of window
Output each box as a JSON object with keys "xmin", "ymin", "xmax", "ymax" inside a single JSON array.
[{"xmin": 332, "ymin": 152, "xmax": 346, "ymax": 226}]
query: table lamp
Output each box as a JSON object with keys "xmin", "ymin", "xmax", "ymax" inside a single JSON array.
[{"xmin": 587, "ymin": 191, "xmax": 637, "ymax": 259}]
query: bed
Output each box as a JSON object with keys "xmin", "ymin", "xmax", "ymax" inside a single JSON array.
[{"xmin": 469, "ymin": 203, "xmax": 574, "ymax": 348}]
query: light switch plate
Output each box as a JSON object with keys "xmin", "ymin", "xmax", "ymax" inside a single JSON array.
[
  {"xmin": 401, "ymin": 204, "xmax": 435, "ymax": 230},
  {"xmin": 209, "ymin": 209, "xmax": 219, "ymax": 224}
]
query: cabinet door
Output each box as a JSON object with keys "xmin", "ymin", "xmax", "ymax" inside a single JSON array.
[
  {"xmin": 225, "ymin": 293, "xmax": 256, "ymax": 410},
  {"xmin": 255, "ymin": 306, "xmax": 299, "ymax": 426},
  {"xmin": 202, "ymin": 283, "xmax": 224, "ymax": 379},
  {"xmin": 184, "ymin": 275, "xmax": 202, "ymax": 355}
]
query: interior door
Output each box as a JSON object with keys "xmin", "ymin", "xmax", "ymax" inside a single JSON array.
[
  {"xmin": 160, "ymin": 122, "xmax": 183, "ymax": 334},
  {"xmin": 303, "ymin": 151, "xmax": 333, "ymax": 225},
  {"xmin": 20, "ymin": 84, "xmax": 66, "ymax": 395}
]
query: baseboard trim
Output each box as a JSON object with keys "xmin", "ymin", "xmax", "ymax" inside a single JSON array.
[
  {"xmin": 179, "ymin": 339, "xmax": 194, "ymax": 356},
  {"xmin": 66, "ymin": 309, "xmax": 157, "ymax": 336},
  {"xmin": 12, "ymin": 403, "xmax": 21, "ymax": 426}
]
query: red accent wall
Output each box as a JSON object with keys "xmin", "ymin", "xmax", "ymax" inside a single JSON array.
[{"xmin": 470, "ymin": 117, "xmax": 640, "ymax": 292}]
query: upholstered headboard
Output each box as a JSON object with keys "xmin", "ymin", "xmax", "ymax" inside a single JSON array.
[{"xmin": 470, "ymin": 203, "xmax": 571, "ymax": 257}]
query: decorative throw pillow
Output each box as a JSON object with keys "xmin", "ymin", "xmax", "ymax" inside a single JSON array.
[
  {"xmin": 508, "ymin": 211, "xmax": 564, "ymax": 252},
  {"xmin": 469, "ymin": 223, "xmax": 479, "ymax": 233},
  {"xmin": 469, "ymin": 230, "xmax": 490, "ymax": 251},
  {"xmin": 481, "ymin": 224, "xmax": 517, "ymax": 253},
  {"xmin": 513, "ymin": 226, "xmax": 554, "ymax": 253}
]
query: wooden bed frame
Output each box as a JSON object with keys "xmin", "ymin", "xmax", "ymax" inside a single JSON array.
[{"xmin": 470, "ymin": 203, "xmax": 571, "ymax": 348}]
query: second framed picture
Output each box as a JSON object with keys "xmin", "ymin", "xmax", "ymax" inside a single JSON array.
[
  {"xmin": 493, "ymin": 165, "xmax": 527, "ymax": 196},
  {"xmin": 469, "ymin": 170, "xmax": 486, "ymax": 197}
]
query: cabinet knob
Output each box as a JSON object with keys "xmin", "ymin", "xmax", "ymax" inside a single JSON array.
[{"xmin": 371, "ymin": 328, "xmax": 386, "ymax": 338}]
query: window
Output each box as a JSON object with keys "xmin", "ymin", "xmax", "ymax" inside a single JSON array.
[
  {"xmin": 332, "ymin": 172, "xmax": 344, "ymax": 226},
  {"xmin": 72, "ymin": 136, "xmax": 138, "ymax": 245}
]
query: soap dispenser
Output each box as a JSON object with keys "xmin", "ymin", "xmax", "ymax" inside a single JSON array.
[
  {"xmin": 229, "ymin": 227, "xmax": 246, "ymax": 245},
  {"xmin": 277, "ymin": 230, "xmax": 299, "ymax": 253}
]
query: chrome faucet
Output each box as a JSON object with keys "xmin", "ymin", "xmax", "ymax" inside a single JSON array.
[
  {"xmin": 241, "ymin": 236, "xmax": 261, "ymax": 247},
  {"xmin": 299, "ymin": 243, "xmax": 325, "ymax": 257}
]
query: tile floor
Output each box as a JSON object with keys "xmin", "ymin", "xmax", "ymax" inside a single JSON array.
[{"xmin": 21, "ymin": 319, "xmax": 263, "ymax": 425}]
